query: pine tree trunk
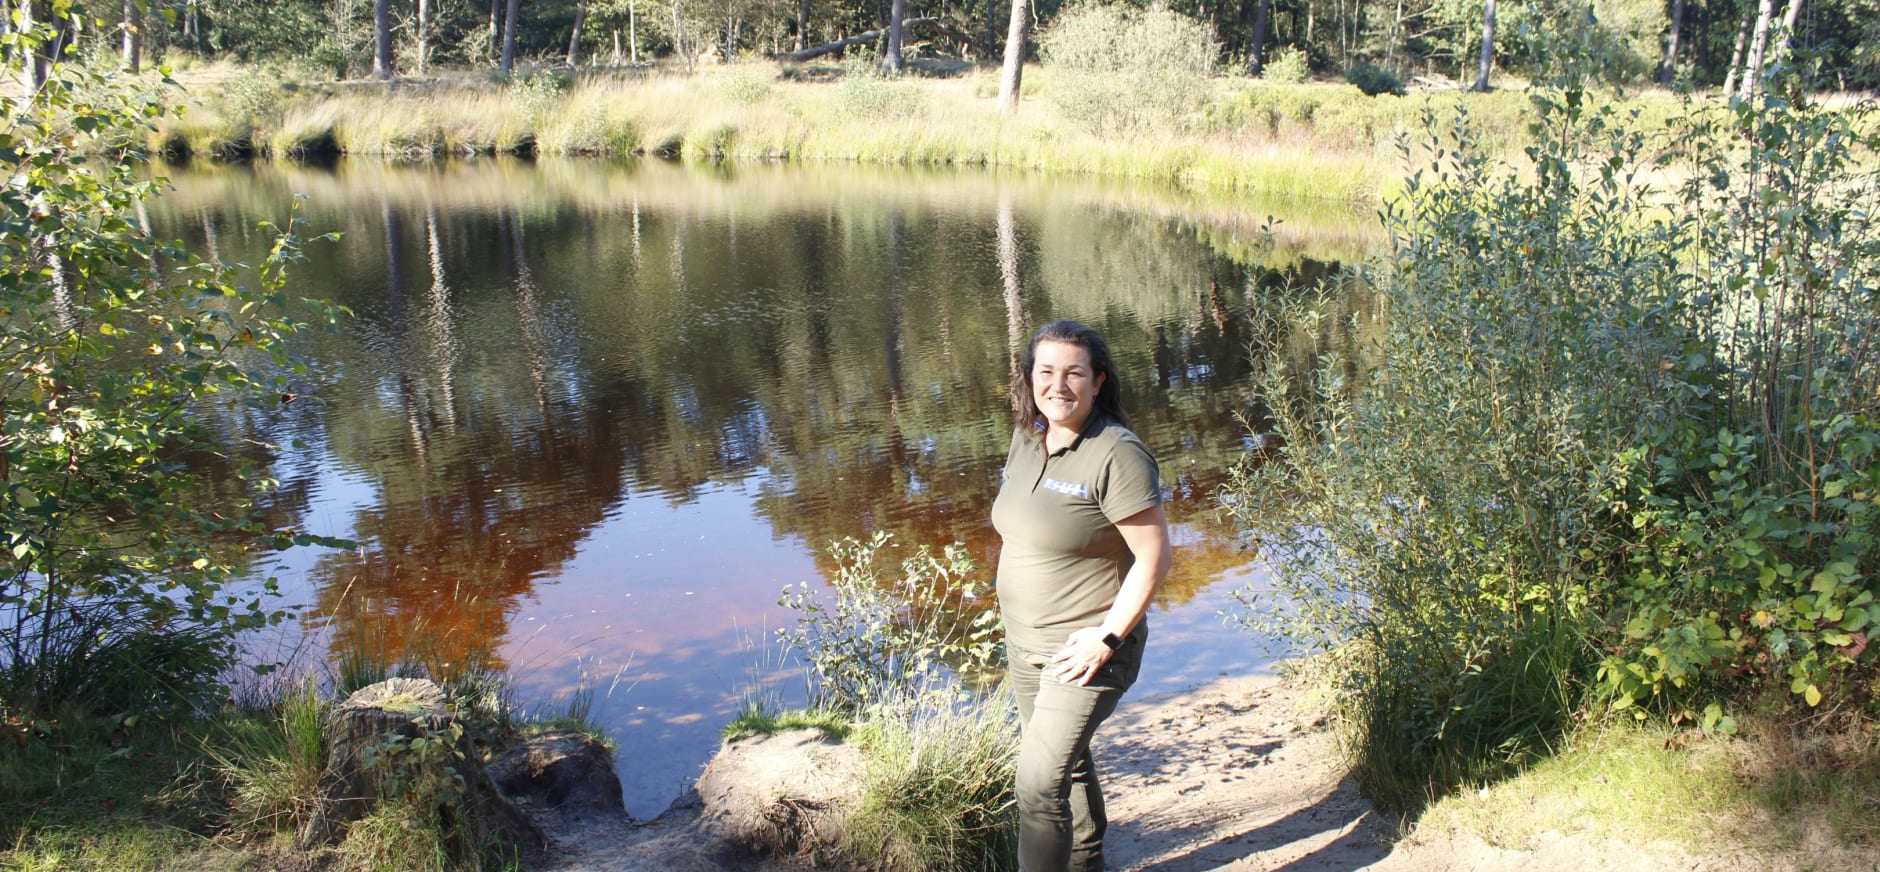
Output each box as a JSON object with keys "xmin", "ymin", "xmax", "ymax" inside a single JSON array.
[
  {"xmin": 1741, "ymin": 0, "xmax": 1775, "ymax": 98},
  {"xmin": 1470, "ymin": 0, "xmax": 1495, "ymax": 92},
  {"xmin": 996, "ymin": 0, "xmax": 1027, "ymax": 114},
  {"xmin": 567, "ymin": 0, "xmax": 588, "ymax": 65},
  {"xmin": 490, "ymin": 0, "xmax": 503, "ymax": 64},
  {"xmin": 501, "ymin": 0, "xmax": 522, "ymax": 75},
  {"xmin": 795, "ymin": 0, "xmax": 811, "ymax": 52},
  {"xmin": 373, "ymin": 0, "xmax": 394, "ymax": 79},
  {"xmin": 1247, "ymin": 0, "xmax": 1271, "ymax": 76},
  {"xmin": 417, "ymin": 0, "xmax": 431, "ymax": 74},
  {"xmin": 1722, "ymin": 6, "xmax": 1751, "ymax": 96},
  {"xmin": 884, "ymin": 0, "xmax": 904, "ymax": 71},
  {"xmin": 1660, "ymin": 0, "xmax": 1684, "ymax": 85},
  {"xmin": 1770, "ymin": 0, "xmax": 1803, "ymax": 72},
  {"xmin": 121, "ymin": 0, "xmax": 140, "ymax": 73},
  {"xmin": 19, "ymin": 0, "xmax": 39, "ymax": 97}
]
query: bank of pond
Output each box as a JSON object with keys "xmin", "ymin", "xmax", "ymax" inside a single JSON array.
[{"xmin": 150, "ymin": 62, "xmax": 1668, "ymax": 203}]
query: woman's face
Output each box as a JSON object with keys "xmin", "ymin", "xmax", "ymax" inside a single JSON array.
[{"xmin": 1031, "ymin": 340, "xmax": 1105, "ymax": 432}]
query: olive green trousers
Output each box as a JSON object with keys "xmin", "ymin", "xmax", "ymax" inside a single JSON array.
[{"xmin": 1007, "ymin": 631, "xmax": 1143, "ymax": 872}]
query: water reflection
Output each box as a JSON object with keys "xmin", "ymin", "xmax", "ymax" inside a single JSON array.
[{"xmin": 146, "ymin": 157, "xmax": 1377, "ymax": 815}]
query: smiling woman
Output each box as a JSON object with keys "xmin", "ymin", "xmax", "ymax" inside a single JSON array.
[{"xmin": 991, "ymin": 320, "xmax": 1173, "ymax": 871}]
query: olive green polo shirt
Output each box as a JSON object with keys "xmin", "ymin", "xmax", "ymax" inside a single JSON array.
[{"xmin": 991, "ymin": 416, "xmax": 1163, "ymax": 655}]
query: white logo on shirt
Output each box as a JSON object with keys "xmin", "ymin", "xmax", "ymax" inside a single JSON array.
[{"xmin": 1042, "ymin": 478, "xmax": 1089, "ymax": 499}]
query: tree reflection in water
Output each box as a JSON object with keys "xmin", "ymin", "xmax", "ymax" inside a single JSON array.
[{"xmin": 149, "ymin": 158, "xmax": 1378, "ymax": 814}]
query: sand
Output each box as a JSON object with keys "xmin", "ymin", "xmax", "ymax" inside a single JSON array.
[{"xmin": 539, "ymin": 673, "xmax": 1743, "ymax": 871}]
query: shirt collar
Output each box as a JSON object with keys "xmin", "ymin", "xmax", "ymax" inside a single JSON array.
[{"xmin": 1041, "ymin": 414, "xmax": 1106, "ymax": 457}]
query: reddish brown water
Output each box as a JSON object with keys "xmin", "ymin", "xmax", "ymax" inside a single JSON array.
[{"xmin": 150, "ymin": 157, "xmax": 1373, "ymax": 815}]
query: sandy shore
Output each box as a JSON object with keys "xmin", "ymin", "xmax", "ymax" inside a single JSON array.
[{"xmin": 543, "ymin": 672, "xmax": 1744, "ymax": 871}]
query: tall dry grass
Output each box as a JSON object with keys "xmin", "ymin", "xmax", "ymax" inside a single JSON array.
[{"xmin": 150, "ymin": 62, "xmax": 1525, "ymax": 201}]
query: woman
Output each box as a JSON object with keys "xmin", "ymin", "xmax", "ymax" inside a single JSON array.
[{"xmin": 991, "ymin": 320, "xmax": 1173, "ymax": 872}]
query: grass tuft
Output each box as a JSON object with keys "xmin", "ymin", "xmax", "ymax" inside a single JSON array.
[{"xmin": 844, "ymin": 691, "xmax": 1019, "ymax": 872}]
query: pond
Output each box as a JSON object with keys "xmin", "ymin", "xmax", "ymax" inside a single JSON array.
[{"xmin": 146, "ymin": 157, "xmax": 1379, "ymax": 817}]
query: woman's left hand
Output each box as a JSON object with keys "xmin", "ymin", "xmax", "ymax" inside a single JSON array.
[{"xmin": 1049, "ymin": 627, "xmax": 1115, "ymax": 686}]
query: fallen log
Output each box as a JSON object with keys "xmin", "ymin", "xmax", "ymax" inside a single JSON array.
[{"xmin": 779, "ymin": 18, "xmax": 941, "ymax": 62}]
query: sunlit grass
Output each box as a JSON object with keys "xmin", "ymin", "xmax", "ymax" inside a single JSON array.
[
  {"xmin": 1409, "ymin": 714, "xmax": 1880, "ymax": 866},
  {"xmin": 147, "ymin": 61, "xmax": 1629, "ymax": 200},
  {"xmin": 1415, "ymin": 720, "xmax": 1752, "ymax": 852}
]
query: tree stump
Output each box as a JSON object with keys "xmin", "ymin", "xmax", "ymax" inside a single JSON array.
[
  {"xmin": 488, "ymin": 730, "xmax": 627, "ymax": 822},
  {"xmin": 297, "ymin": 677, "xmax": 545, "ymax": 861}
]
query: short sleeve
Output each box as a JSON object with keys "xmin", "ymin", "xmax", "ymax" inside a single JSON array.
[{"xmin": 1100, "ymin": 436, "xmax": 1162, "ymax": 524}]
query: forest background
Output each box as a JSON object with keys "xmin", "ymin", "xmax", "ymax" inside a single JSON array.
[{"xmin": 6, "ymin": 0, "xmax": 1880, "ymax": 865}]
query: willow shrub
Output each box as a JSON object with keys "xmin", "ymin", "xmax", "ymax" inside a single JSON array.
[
  {"xmin": 777, "ymin": 531, "xmax": 1001, "ymax": 715},
  {"xmin": 1037, "ymin": 3, "xmax": 1218, "ymax": 137},
  {"xmin": 1, "ymin": 22, "xmax": 345, "ymax": 717},
  {"xmin": 1596, "ymin": 90, "xmax": 1880, "ymax": 726},
  {"xmin": 1227, "ymin": 82, "xmax": 1880, "ymax": 812}
]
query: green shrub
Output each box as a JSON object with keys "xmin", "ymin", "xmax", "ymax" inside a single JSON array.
[
  {"xmin": 769, "ymin": 534, "xmax": 1014, "ymax": 870},
  {"xmin": 1039, "ymin": 4, "xmax": 1219, "ymax": 136},
  {"xmin": 1343, "ymin": 62, "xmax": 1405, "ymax": 96},
  {"xmin": 1228, "ymin": 77, "xmax": 1880, "ymax": 812},
  {"xmin": 777, "ymin": 532, "xmax": 1001, "ymax": 715},
  {"xmin": 719, "ymin": 65, "xmax": 774, "ymax": 105},
  {"xmin": 1263, "ymin": 47, "xmax": 1311, "ymax": 84},
  {"xmin": 1589, "ymin": 91, "xmax": 1880, "ymax": 723},
  {"xmin": 1227, "ymin": 89, "xmax": 1724, "ymax": 811},
  {"xmin": 0, "ymin": 16, "xmax": 345, "ymax": 720}
]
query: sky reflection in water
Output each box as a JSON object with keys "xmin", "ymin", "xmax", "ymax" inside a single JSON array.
[{"xmin": 149, "ymin": 158, "xmax": 1374, "ymax": 816}]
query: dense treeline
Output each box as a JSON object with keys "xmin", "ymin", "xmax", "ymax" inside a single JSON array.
[{"xmin": 13, "ymin": 0, "xmax": 1879, "ymax": 90}]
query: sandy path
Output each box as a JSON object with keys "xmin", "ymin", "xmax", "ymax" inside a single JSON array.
[
  {"xmin": 538, "ymin": 673, "xmax": 1724, "ymax": 872},
  {"xmin": 1099, "ymin": 675, "xmax": 1398, "ymax": 871}
]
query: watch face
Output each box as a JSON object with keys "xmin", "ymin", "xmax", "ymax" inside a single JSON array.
[{"xmin": 1102, "ymin": 633, "xmax": 1123, "ymax": 650}]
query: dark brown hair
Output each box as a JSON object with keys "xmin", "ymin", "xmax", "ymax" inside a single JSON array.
[{"xmin": 1010, "ymin": 320, "xmax": 1129, "ymax": 438}]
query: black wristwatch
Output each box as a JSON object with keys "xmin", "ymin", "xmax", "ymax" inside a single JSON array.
[{"xmin": 1100, "ymin": 632, "xmax": 1124, "ymax": 651}]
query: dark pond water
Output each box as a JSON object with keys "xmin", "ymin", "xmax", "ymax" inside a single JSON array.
[{"xmin": 146, "ymin": 157, "xmax": 1378, "ymax": 817}]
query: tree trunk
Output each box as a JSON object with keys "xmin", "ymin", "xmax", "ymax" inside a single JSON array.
[
  {"xmin": 1660, "ymin": 0, "xmax": 1684, "ymax": 85},
  {"xmin": 1741, "ymin": 0, "xmax": 1775, "ymax": 98},
  {"xmin": 1247, "ymin": 0, "xmax": 1271, "ymax": 75},
  {"xmin": 490, "ymin": 0, "xmax": 502, "ymax": 61},
  {"xmin": 417, "ymin": 0, "xmax": 432, "ymax": 74},
  {"xmin": 567, "ymin": 0, "xmax": 588, "ymax": 65},
  {"xmin": 373, "ymin": 0, "xmax": 393, "ymax": 79},
  {"xmin": 794, "ymin": 0, "xmax": 811, "ymax": 52},
  {"xmin": 996, "ymin": 0, "xmax": 1027, "ymax": 113},
  {"xmin": 883, "ymin": 0, "xmax": 904, "ymax": 71},
  {"xmin": 1722, "ymin": 5, "xmax": 1751, "ymax": 96},
  {"xmin": 1770, "ymin": 0, "xmax": 1803, "ymax": 73},
  {"xmin": 629, "ymin": 0, "xmax": 638, "ymax": 63},
  {"xmin": 781, "ymin": 18, "xmax": 939, "ymax": 62},
  {"xmin": 501, "ymin": 0, "xmax": 522, "ymax": 75},
  {"xmin": 987, "ymin": 0, "xmax": 999, "ymax": 64},
  {"xmin": 672, "ymin": 0, "xmax": 688, "ymax": 69},
  {"xmin": 1470, "ymin": 0, "xmax": 1495, "ymax": 91},
  {"xmin": 121, "ymin": 0, "xmax": 140, "ymax": 73},
  {"xmin": 19, "ymin": 0, "xmax": 40, "ymax": 97},
  {"xmin": 1387, "ymin": 0, "xmax": 1403, "ymax": 71}
]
